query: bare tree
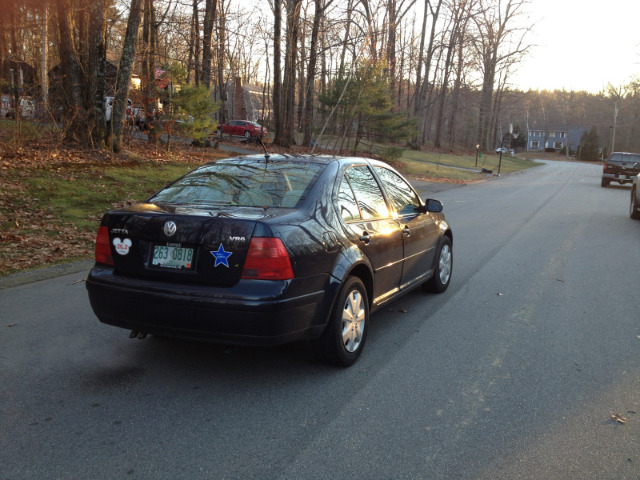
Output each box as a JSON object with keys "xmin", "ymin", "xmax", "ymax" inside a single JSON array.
[
  {"xmin": 410, "ymin": 0, "xmax": 443, "ymax": 149},
  {"xmin": 271, "ymin": 0, "xmax": 283, "ymax": 142},
  {"xmin": 187, "ymin": 0, "xmax": 201, "ymax": 85},
  {"xmin": 302, "ymin": 0, "xmax": 335, "ymax": 146},
  {"xmin": 111, "ymin": 0, "xmax": 144, "ymax": 153},
  {"xmin": 87, "ymin": 0, "xmax": 108, "ymax": 146},
  {"xmin": 472, "ymin": 0, "xmax": 531, "ymax": 150},
  {"xmin": 201, "ymin": 0, "xmax": 216, "ymax": 88},
  {"xmin": 434, "ymin": 0, "xmax": 473, "ymax": 148},
  {"xmin": 55, "ymin": 0, "xmax": 85, "ymax": 138},
  {"xmin": 386, "ymin": 0, "xmax": 416, "ymax": 108}
]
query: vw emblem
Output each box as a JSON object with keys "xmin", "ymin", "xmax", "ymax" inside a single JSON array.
[{"xmin": 163, "ymin": 221, "xmax": 177, "ymax": 237}]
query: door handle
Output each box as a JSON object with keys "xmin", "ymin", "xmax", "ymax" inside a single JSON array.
[
  {"xmin": 359, "ymin": 232, "xmax": 371, "ymax": 245},
  {"xmin": 403, "ymin": 225, "xmax": 411, "ymax": 237}
]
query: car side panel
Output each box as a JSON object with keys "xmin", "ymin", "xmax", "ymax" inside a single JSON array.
[
  {"xmin": 340, "ymin": 219, "xmax": 403, "ymax": 304},
  {"xmin": 399, "ymin": 212, "xmax": 438, "ymax": 287}
]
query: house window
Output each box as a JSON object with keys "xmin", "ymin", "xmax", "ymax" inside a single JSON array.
[
  {"xmin": 554, "ymin": 142, "xmax": 563, "ymax": 149},
  {"xmin": 531, "ymin": 140, "xmax": 539, "ymax": 149},
  {"xmin": 550, "ymin": 131, "xmax": 556, "ymax": 138}
]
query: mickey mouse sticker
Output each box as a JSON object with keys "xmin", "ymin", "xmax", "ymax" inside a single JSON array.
[{"xmin": 113, "ymin": 237, "xmax": 132, "ymax": 256}]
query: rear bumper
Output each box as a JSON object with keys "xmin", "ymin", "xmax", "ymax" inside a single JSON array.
[
  {"xmin": 86, "ymin": 265, "xmax": 329, "ymax": 346},
  {"xmin": 603, "ymin": 172, "xmax": 639, "ymax": 183}
]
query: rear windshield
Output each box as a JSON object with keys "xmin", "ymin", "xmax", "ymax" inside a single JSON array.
[
  {"xmin": 609, "ymin": 153, "xmax": 640, "ymax": 163},
  {"xmin": 148, "ymin": 159, "xmax": 325, "ymax": 208}
]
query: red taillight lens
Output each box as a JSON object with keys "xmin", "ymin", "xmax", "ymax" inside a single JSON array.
[
  {"xmin": 95, "ymin": 226, "xmax": 114, "ymax": 266},
  {"xmin": 603, "ymin": 162, "xmax": 608, "ymax": 171},
  {"xmin": 241, "ymin": 237, "xmax": 294, "ymax": 280}
]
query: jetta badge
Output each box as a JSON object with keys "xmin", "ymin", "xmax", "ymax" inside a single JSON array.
[{"xmin": 163, "ymin": 221, "xmax": 177, "ymax": 237}]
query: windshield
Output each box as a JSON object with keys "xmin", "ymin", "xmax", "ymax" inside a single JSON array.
[
  {"xmin": 148, "ymin": 159, "xmax": 325, "ymax": 208},
  {"xmin": 610, "ymin": 153, "xmax": 640, "ymax": 163}
]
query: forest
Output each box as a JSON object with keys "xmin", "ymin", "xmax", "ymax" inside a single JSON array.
[{"xmin": 1, "ymin": 0, "xmax": 639, "ymax": 158}]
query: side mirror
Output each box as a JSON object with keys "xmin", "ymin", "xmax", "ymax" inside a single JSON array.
[{"xmin": 424, "ymin": 198, "xmax": 443, "ymax": 213}]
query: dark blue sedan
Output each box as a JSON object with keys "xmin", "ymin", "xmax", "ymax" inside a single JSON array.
[{"xmin": 86, "ymin": 154, "xmax": 453, "ymax": 366}]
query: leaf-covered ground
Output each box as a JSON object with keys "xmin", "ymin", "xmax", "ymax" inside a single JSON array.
[{"xmin": 0, "ymin": 132, "xmax": 228, "ymax": 275}]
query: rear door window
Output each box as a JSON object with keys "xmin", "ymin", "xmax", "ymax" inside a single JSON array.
[{"xmin": 339, "ymin": 166, "xmax": 390, "ymax": 220}]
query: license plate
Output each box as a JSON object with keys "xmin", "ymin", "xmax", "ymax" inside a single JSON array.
[{"xmin": 152, "ymin": 245, "xmax": 194, "ymax": 269}]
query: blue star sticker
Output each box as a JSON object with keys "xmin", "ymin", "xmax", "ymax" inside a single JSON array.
[{"xmin": 211, "ymin": 243, "xmax": 232, "ymax": 267}]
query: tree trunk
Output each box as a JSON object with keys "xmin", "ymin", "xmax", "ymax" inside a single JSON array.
[
  {"xmin": 55, "ymin": 0, "xmax": 86, "ymax": 141},
  {"xmin": 281, "ymin": 0, "xmax": 302, "ymax": 146},
  {"xmin": 473, "ymin": 0, "xmax": 530, "ymax": 150},
  {"xmin": 142, "ymin": 0, "xmax": 159, "ymax": 146},
  {"xmin": 296, "ymin": 3, "xmax": 307, "ymax": 132},
  {"xmin": 87, "ymin": 0, "xmax": 108, "ymax": 147},
  {"xmin": 302, "ymin": 0, "xmax": 323, "ymax": 147},
  {"xmin": 217, "ymin": 0, "xmax": 226, "ymax": 123},
  {"xmin": 187, "ymin": 0, "xmax": 200, "ymax": 85},
  {"xmin": 111, "ymin": 0, "xmax": 143, "ymax": 153},
  {"xmin": 202, "ymin": 0, "xmax": 216, "ymax": 88},
  {"xmin": 272, "ymin": 0, "xmax": 284, "ymax": 144},
  {"xmin": 411, "ymin": 0, "xmax": 442, "ymax": 149},
  {"xmin": 338, "ymin": 0, "xmax": 352, "ymax": 76}
]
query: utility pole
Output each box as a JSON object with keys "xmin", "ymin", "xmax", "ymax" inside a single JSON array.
[{"xmin": 611, "ymin": 101, "xmax": 618, "ymax": 155}]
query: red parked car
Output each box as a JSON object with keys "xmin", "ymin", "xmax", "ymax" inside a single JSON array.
[{"xmin": 217, "ymin": 120, "xmax": 267, "ymax": 139}]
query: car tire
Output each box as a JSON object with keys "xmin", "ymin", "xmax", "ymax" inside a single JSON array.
[
  {"xmin": 244, "ymin": 130, "xmax": 251, "ymax": 140},
  {"xmin": 630, "ymin": 188, "xmax": 640, "ymax": 220},
  {"xmin": 424, "ymin": 236, "xmax": 452, "ymax": 293},
  {"xmin": 313, "ymin": 276, "xmax": 368, "ymax": 367},
  {"xmin": 601, "ymin": 178, "xmax": 610, "ymax": 187}
]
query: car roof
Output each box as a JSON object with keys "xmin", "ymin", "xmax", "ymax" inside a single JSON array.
[{"xmin": 214, "ymin": 154, "xmax": 385, "ymax": 167}]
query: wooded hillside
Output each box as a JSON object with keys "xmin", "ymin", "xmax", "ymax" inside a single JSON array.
[{"xmin": 1, "ymin": 0, "xmax": 639, "ymax": 156}]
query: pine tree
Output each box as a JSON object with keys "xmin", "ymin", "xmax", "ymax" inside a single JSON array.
[
  {"xmin": 579, "ymin": 126, "xmax": 601, "ymax": 161},
  {"xmin": 318, "ymin": 59, "xmax": 416, "ymax": 157},
  {"xmin": 157, "ymin": 62, "xmax": 218, "ymax": 150}
]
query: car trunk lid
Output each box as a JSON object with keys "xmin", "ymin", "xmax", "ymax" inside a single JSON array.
[{"xmin": 103, "ymin": 203, "xmax": 272, "ymax": 286}]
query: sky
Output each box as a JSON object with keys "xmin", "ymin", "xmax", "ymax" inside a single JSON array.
[{"xmin": 509, "ymin": 0, "xmax": 640, "ymax": 93}]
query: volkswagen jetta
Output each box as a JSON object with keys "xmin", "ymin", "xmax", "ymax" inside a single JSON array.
[{"xmin": 86, "ymin": 154, "xmax": 453, "ymax": 366}]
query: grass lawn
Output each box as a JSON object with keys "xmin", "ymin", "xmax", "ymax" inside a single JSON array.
[{"xmin": 397, "ymin": 149, "xmax": 540, "ymax": 181}]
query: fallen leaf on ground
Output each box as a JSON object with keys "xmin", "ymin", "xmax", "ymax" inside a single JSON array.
[{"xmin": 611, "ymin": 413, "xmax": 627, "ymax": 424}]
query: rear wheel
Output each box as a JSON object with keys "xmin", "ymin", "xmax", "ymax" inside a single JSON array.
[
  {"xmin": 313, "ymin": 276, "xmax": 368, "ymax": 367},
  {"xmin": 601, "ymin": 177, "xmax": 610, "ymax": 187},
  {"xmin": 631, "ymin": 187, "xmax": 640, "ymax": 219},
  {"xmin": 424, "ymin": 236, "xmax": 452, "ymax": 293},
  {"xmin": 244, "ymin": 130, "xmax": 251, "ymax": 140}
]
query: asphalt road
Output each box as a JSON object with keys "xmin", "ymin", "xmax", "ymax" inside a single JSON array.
[{"xmin": 2, "ymin": 160, "xmax": 639, "ymax": 479}]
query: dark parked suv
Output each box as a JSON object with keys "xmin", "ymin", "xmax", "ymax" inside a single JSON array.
[{"xmin": 601, "ymin": 152, "xmax": 640, "ymax": 187}]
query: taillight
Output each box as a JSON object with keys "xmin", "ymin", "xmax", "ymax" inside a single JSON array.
[
  {"xmin": 603, "ymin": 162, "xmax": 608, "ymax": 171},
  {"xmin": 95, "ymin": 226, "xmax": 114, "ymax": 266},
  {"xmin": 241, "ymin": 237, "xmax": 294, "ymax": 280}
]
